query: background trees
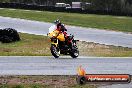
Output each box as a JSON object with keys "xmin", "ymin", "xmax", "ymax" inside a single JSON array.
[{"xmin": 0, "ymin": 0, "xmax": 132, "ymax": 15}]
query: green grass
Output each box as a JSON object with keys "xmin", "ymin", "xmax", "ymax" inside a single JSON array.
[
  {"xmin": 0, "ymin": 33, "xmax": 132, "ymax": 56},
  {"xmin": 0, "ymin": 8, "xmax": 132, "ymax": 32},
  {"xmin": 0, "ymin": 33, "xmax": 51, "ymax": 56},
  {"xmin": 78, "ymin": 41, "xmax": 132, "ymax": 57}
]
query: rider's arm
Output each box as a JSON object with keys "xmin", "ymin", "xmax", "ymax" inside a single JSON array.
[{"xmin": 61, "ymin": 24, "xmax": 67, "ymax": 32}]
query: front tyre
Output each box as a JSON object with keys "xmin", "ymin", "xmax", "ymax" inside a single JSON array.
[{"xmin": 50, "ymin": 45, "xmax": 60, "ymax": 58}]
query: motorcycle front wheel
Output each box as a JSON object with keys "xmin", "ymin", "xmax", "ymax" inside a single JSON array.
[{"xmin": 50, "ymin": 45, "xmax": 60, "ymax": 58}]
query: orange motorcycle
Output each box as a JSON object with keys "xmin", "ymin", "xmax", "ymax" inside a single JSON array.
[{"xmin": 48, "ymin": 29, "xmax": 79, "ymax": 58}]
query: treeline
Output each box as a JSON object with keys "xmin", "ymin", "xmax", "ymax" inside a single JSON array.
[
  {"xmin": 0, "ymin": 0, "xmax": 132, "ymax": 16},
  {"xmin": 90, "ymin": 0, "xmax": 132, "ymax": 15}
]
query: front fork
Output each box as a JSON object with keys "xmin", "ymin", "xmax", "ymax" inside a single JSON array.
[
  {"xmin": 51, "ymin": 39, "xmax": 60, "ymax": 53},
  {"xmin": 51, "ymin": 38, "xmax": 58, "ymax": 47}
]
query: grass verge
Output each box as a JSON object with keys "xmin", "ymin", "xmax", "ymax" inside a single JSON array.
[
  {"xmin": 0, "ymin": 8, "xmax": 132, "ymax": 33},
  {"xmin": 78, "ymin": 41, "xmax": 132, "ymax": 57},
  {"xmin": 0, "ymin": 76, "xmax": 97, "ymax": 88},
  {"xmin": 0, "ymin": 33, "xmax": 51, "ymax": 56},
  {"xmin": 0, "ymin": 33, "xmax": 132, "ymax": 57}
]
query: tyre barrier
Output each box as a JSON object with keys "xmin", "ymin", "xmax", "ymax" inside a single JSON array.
[{"xmin": 0, "ymin": 28, "xmax": 20, "ymax": 43}]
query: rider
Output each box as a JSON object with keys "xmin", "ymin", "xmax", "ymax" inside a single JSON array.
[
  {"xmin": 51, "ymin": 20, "xmax": 73, "ymax": 48},
  {"xmin": 54, "ymin": 19, "xmax": 68, "ymax": 39}
]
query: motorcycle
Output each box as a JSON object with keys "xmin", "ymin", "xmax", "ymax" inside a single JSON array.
[{"xmin": 47, "ymin": 26, "xmax": 79, "ymax": 58}]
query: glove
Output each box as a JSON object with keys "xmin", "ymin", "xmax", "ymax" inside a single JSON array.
[{"xmin": 65, "ymin": 29, "xmax": 67, "ymax": 31}]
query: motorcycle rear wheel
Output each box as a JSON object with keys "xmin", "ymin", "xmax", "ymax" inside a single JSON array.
[{"xmin": 70, "ymin": 49, "xmax": 79, "ymax": 58}]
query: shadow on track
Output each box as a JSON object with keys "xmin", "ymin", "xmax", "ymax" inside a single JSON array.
[{"xmin": 49, "ymin": 56, "xmax": 89, "ymax": 59}]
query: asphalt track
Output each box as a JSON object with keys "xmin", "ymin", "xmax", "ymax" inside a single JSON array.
[
  {"xmin": 0, "ymin": 56, "xmax": 131, "ymax": 88},
  {"xmin": 0, "ymin": 16, "xmax": 132, "ymax": 48},
  {"xmin": 1, "ymin": 56, "xmax": 132, "ymax": 88},
  {"xmin": 0, "ymin": 56, "xmax": 132, "ymax": 75},
  {"xmin": 0, "ymin": 15, "xmax": 132, "ymax": 88}
]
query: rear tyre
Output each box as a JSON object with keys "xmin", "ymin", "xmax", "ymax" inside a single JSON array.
[
  {"xmin": 50, "ymin": 45, "xmax": 60, "ymax": 58},
  {"xmin": 70, "ymin": 49, "xmax": 79, "ymax": 58}
]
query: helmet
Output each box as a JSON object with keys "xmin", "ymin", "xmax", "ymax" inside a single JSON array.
[{"xmin": 54, "ymin": 19, "xmax": 61, "ymax": 25}]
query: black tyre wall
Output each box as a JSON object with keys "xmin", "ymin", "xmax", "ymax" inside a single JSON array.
[{"xmin": 0, "ymin": 28, "xmax": 20, "ymax": 43}]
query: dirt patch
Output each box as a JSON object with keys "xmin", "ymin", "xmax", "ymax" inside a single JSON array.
[
  {"xmin": 0, "ymin": 76, "xmax": 97, "ymax": 88},
  {"xmin": 0, "ymin": 76, "xmax": 130, "ymax": 88}
]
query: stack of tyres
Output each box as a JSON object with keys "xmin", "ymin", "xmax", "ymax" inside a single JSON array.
[{"xmin": 0, "ymin": 28, "xmax": 20, "ymax": 43}]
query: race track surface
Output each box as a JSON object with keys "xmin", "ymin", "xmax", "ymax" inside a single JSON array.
[
  {"xmin": 0, "ymin": 13, "xmax": 132, "ymax": 88},
  {"xmin": 0, "ymin": 56, "xmax": 132, "ymax": 75},
  {"xmin": 0, "ymin": 16, "xmax": 132, "ymax": 48}
]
